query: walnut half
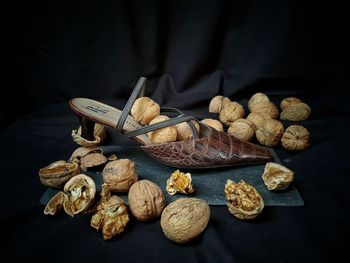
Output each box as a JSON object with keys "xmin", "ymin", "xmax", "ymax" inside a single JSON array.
[{"xmin": 262, "ymin": 162, "xmax": 294, "ymax": 191}]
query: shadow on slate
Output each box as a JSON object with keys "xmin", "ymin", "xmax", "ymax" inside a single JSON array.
[{"xmin": 40, "ymin": 146, "xmax": 304, "ymax": 206}]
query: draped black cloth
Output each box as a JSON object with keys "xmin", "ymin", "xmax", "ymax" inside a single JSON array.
[{"xmin": 5, "ymin": 0, "xmax": 349, "ymax": 262}]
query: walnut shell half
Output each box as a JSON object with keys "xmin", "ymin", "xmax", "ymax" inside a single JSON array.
[
  {"xmin": 225, "ymin": 179, "xmax": 264, "ymax": 220},
  {"xmin": 63, "ymin": 174, "xmax": 96, "ymax": 217},
  {"xmin": 281, "ymin": 125, "xmax": 310, "ymax": 151},
  {"xmin": 262, "ymin": 162, "xmax": 294, "ymax": 190},
  {"xmin": 71, "ymin": 124, "xmax": 106, "ymax": 146},
  {"xmin": 160, "ymin": 198, "xmax": 210, "ymax": 243},
  {"xmin": 44, "ymin": 191, "xmax": 65, "ymax": 215}
]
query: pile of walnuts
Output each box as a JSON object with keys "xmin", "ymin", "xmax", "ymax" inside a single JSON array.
[{"xmin": 209, "ymin": 93, "xmax": 311, "ymax": 152}]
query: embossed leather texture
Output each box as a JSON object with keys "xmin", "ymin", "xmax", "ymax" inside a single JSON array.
[{"xmin": 142, "ymin": 128, "xmax": 273, "ymax": 169}]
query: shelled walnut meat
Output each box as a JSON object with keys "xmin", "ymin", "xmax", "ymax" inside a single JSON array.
[
  {"xmin": 91, "ymin": 186, "xmax": 129, "ymax": 240},
  {"xmin": 166, "ymin": 170, "xmax": 195, "ymax": 195},
  {"xmin": 128, "ymin": 180, "xmax": 166, "ymax": 221},
  {"xmin": 71, "ymin": 123, "xmax": 106, "ymax": 146},
  {"xmin": 148, "ymin": 115, "xmax": 177, "ymax": 144},
  {"xmin": 262, "ymin": 162, "xmax": 294, "ymax": 191},
  {"xmin": 255, "ymin": 119, "xmax": 284, "ymax": 147},
  {"xmin": 39, "ymin": 160, "xmax": 80, "ymax": 188},
  {"xmin": 131, "ymin": 96, "xmax": 160, "ymax": 125},
  {"xmin": 227, "ymin": 118, "xmax": 256, "ymax": 141},
  {"xmin": 160, "ymin": 198, "xmax": 210, "ymax": 243},
  {"xmin": 63, "ymin": 174, "xmax": 96, "ymax": 217},
  {"xmin": 225, "ymin": 179, "xmax": 264, "ymax": 220},
  {"xmin": 281, "ymin": 125, "xmax": 310, "ymax": 151},
  {"xmin": 102, "ymin": 159, "xmax": 138, "ymax": 192}
]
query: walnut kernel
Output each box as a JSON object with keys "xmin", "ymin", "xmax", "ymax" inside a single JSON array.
[{"xmin": 166, "ymin": 170, "xmax": 195, "ymax": 195}]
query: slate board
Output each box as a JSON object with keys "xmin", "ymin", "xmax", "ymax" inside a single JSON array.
[{"xmin": 40, "ymin": 146, "xmax": 304, "ymax": 206}]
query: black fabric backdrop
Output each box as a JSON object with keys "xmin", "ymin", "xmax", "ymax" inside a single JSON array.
[{"xmin": 4, "ymin": 0, "xmax": 350, "ymax": 262}]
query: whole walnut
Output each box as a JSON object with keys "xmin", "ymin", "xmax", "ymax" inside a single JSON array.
[
  {"xmin": 200, "ymin": 118, "xmax": 224, "ymax": 131},
  {"xmin": 219, "ymin": 99, "xmax": 245, "ymax": 127},
  {"xmin": 148, "ymin": 115, "xmax": 177, "ymax": 144},
  {"xmin": 176, "ymin": 121, "xmax": 200, "ymax": 141},
  {"xmin": 248, "ymin": 93, "xmax": 269, "ymax": 112},
  {"xmin": 280, "ymin": 97, "xmax": 302, "ymax": 110},
  {"xmin": 209, "ymin": 95, "xmax": 225, "ymax": 113},
  {"xmin": 227, "ymin": 119, "xmax": 256, "ymax": 141},
  {"xmin": 280, "ymin": 102, "xmax": 311, "ymax": 121},
  {"xmin": 102, "ymin": 159, "xmax": 138, "ymax": 192},
  {"xmin": 250, "ymin": 101, "xmax": 279, "ymax": 119},
  {"xmin": 131, "ymin": 97, "xmax": 160, "ymax": 125},
  {"xmin": 128, "ymin": 180, "xmax": 166, "ymax": 221},
  {"xmin": 256, "ymin": 119, "xmax": 284, "ymax": 147},
  {"xmin": 160, "ymin": 198, "xmax": 210, "ymax": 243},
  {"xmin": 246, "ymin": 112, "xmax": 271, "ymax": 129},
  {"xmin": 281, "ymin": 125, "xmax": 310, "ymax": 151}
]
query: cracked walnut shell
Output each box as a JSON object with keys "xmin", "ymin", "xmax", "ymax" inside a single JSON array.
[
  {"xmin": 71, "ymin": 123, "xmax": 106, "ymax": 146},
  {"xmin": 148, "ymin": 115, "xmax": 177, "ymax": 144},
  {"xmin": 166, "ymin": 170, "xmax": 195, "ymax": 195},
  {"xmin": 200, "ymin": 118, "xmax": 224, "ymax": 131},
  {"xmin": 225, "ymin": 179, "xmax": 264, "ymax": 220},
  {"xmin": 63, "ymin": 174, "xmax": 96, "ymax": 217},
  {"xmin": 280, "ymin": 102, "xmax": 311, "ymax": 121},
  {"xmin": 262, "ymin": 162, "xmax": 294, "ymax": 190},
  {"xmin": 281, "ymin": 125, "xmax": 310, "ymax": 151},
  {"xmin": 102, "ymin": 159, "xmax": 138, "ymax": 192},
  {"xmin": 219, "ymin": 99, "xmax": 245, "ymax": 127},
  {"xmin": 131, "ymin": 97, "xmax": 160, "ymax": 125},
  {"xmin": 160, "ymin": 198, "xmax": 210, "ymax": 243},
  {"xmin": 44, "ymin": 191, "xmax": 65, "ymax": 215},
  {"xmin": 91, "ymin": 186, "xmax": 129, "ymax": 240},
  {"xmin": 256, "ymin": 119, "xmax": 284, "ymax": 147},
  {"xmin": 228, "ymin": 119, "xmax": 256, "ymax": 141},
  {"xmin": 128, "ymin": 180, "xmax": 166, "ymax": 221},
  {"xmin": 39, "ymin": 160, "xmax": 80, "ymax": 188}
]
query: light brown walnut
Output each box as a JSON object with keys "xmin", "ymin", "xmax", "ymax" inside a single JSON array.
[
  {"xmin": 255, "ymin": 119, "xmax": 284, "ymax": 147},
  {"xmin": 280, "ymin": 97, "xmax": 302, "ymax": 110},
  {"xmin": 102, "ymin": 159, "xmax": 138, "ymax": 192},
  {"xmin": 131, "ymin": 97, "xmax": 160, "ymax": 125},
  {"xmin": 225, "ymin": 179, "xmax": 264, "ymax": 220},
  {"xmin": 250, "ymin": 101, "xmax": 279, "ymax": 119},
  {"xmin": 262, "ymin": 162, "xmax": 294, "ymax": 191},
  {"xmin": 128, "ymin": 180, "xmax": 166, "ymax": 221},
  {"xmin": 248, "ymin": 93, "xmax": 269, "ymax": 112},
  {"xmin": 209, "ymin": 95, "xmax": 225, "ymax": 113},
  {"xmin": 200, "ymin": 118, "xmax": 224, "ymax": 131},
  {"xmin": 227, "ymin": 119, "xmax": 256, "ymax": 141},
  {"xmin": 246, "ymin": 112, "xmax": 271, "ymax": 128},
  {"xmin": 281, "ymin": 125, "xmax": 310, "ymax": 151},
  {"xmin": 148, "ymin": 115, "xmax": 177, "ymax": 144},
  {"xmin": 176, "ymin": 121, "xmax": 200, "ymax": 141},
  {"xmin": 219, "ymin": 99, "xmax": 245, "ymax": 127},
  {"xmin": 280, "ymin": 102, "xmax": 311, "ymax": 121},
  {"xmin": 160, "ymin": 198, "xmax": 210, "ymax": 243}
]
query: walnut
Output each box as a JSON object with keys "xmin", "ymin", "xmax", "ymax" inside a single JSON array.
[
  {"xmin": 280, "ymin": 97, "xmax": 302, "ymax": 110},
  {"xmin": 225, "ymin": 179, "xmax": 264, "ymax": 220},
  {"xmin": 246, "ymin": 112, "xmax": 271, "ymax": 128},
  {"xmin": 131, "ymin": 96, "xmax": 160, "ymax": 125},
  {"xmin": 176, "ymin": 121, "xmax": 199, "ymax": 141},
  {"xmin": 227, "ymin": 119, "xmax": 256, "ymax": 141},
  {"xmin": 102, "ymin": 159, "xmax": 138, "ymax": 192},
  {"xmin": 63, "ymin": 174, "xmax": 96, "ymax": 217},
  {"xmin": 148, "ymin": 115, "xmax": 177, "ymax": 144},
  {"xmin": 256, "ymin": 119, "xmax": 284, "ymax": 147},
  {"xmin": 209, "ymin": 95, "xmax": 225, "ymax": 113},
  {"xmin": 248, "ymin": 93, "xmax": 269, "ymax": 112},
  {"xmin": 200, "ymin": 118, "xmax": 224, "ymax": 131},
  {"xmin": 262, "ymin": 162, "xmax": 294, "ymax": 190},
  {"xmin": 280, "ymin": 102, "xmax": 311, "ymax": 121},
  {"xmin": 166, "ymin": 170, "xmax": 195, "ymax": 195},
  {"xmin": 128, "ymin": 180, "xmax": 166, "ymax": 221},
  {"xmin": 71, "ymin": 123, "xmax": 106, "ymax": 146},
  {"xmin": 160, "ymin": 198, "xmax": 210, "ymax": 243},
  {"xmin": 39, "ymin": 160, "xmax": 80, "ymax": 188},
  {"xmin": 250, "ymin": 101, "xmax": 279, "ymax": 119},
  {"xmin": 80, "ymin": 152, "xmax": 107, "ymax": 171},
  {"xmin": 44, "ymin": 191, "xmax": 65, "ymax": 215},
  {"xmin": 91, "ymin": 186, "xmax": 129, "ymax": 240},
  {"xmin": 69, "ymin": 146, "xmax": 103, "ymax": 165},
  {"xmin": 219, "ymin": 99, "xmax": 245, "ymax": 127},
  {"xmin": 281, "ymin": 125, "xmax": 310, "ymax": 151}
]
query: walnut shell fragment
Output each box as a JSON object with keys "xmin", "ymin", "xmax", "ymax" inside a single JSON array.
[
  {"xmin": 71, "ymin": 124, "xmax": 106, "ymax": 146},
  {"xmin": 128, "ymin": 180, "xmax": 166, "ymax": 221},
  {"xmin": 166, "ymin": 170, "xmax": 195, "ymax": 196},
  {"xmin": 280, "ymin": 102, "xmax": 311, "ymax": 121},
  {"xmin": 262, "ymin": 162, "xmax": 294, "ymax": 190},
  {"xmin": 160, "ymin": 198, "xmax": 210, "ymax": 243},
  {"xmin": 281, "ymin": 125, "xmax": 310, "ymax": 151},
  {"xmin": 256, "ymin": 119, "xmax": 284, "ymax": 147},
  {"xmin": 131, "ymin": 97, "xmax": 160, "ymax": 125},
  {"xmin": 227, "ymin": 119, "xmax": 256, "ymax": 141},
  {"xmin": 69, "ymin": 146, "xmax": 103, "ymax": 164},
  {"xmin": 63, "ymin": 174, "xmax": 96, "ymax": 217},
  {"xmin": 200, "ymin": 118, "xmax": 224, "ymax": 131},
  {"xmin": 91, "ymin": 186, "xmax": 129, "ymax": 240},
  {"xmin": 80, "ymin": 152, "xmax": 107, "ymax": 170},
  {"xmin": 225, "ymin": 179, "xmax": 264, "ymax": 220},
  {"xmin": 39, "ymin": 160, "xmax": 80, "ymax": 188},
  {"xmin": 44, "ymin": 191, "xmax": 65, "ymax": 215},
  {"xmin": 102, "ymin": 159, "xmax": 138, "ymax": 192}
]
